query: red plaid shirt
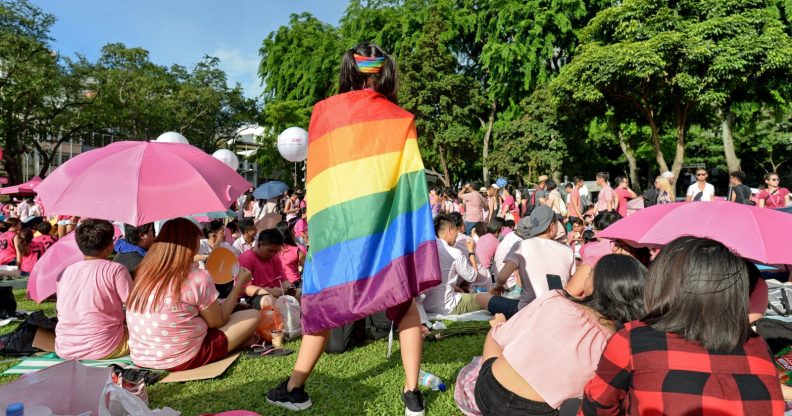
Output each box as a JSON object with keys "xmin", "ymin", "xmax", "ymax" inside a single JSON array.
[{"xmin": 580, "ymin": 321, "xmax": 784, "ymax": 415}]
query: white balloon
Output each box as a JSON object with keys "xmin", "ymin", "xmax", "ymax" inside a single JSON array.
[
  {"xmin": 155, "ymin": 131, "xmax": 189, "ymax": 144},
  {"xmin": 212, "ymin": 149, "xmax": 240, "ymax": 171},
  {"xmin": 277, "ymin": 127, "xmax": 308, "ymax": 162}
]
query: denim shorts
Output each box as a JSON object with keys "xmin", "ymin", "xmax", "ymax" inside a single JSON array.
[
  {"xmin": 487, "ymin": 296, "xmax": 520, "ymax": 319},
  {"xmin": 474, "ymin": 357, "xmax": 558, "ymax": 416}
]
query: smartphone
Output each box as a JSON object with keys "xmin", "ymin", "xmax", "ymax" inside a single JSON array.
[{"xmin": 546, "ymin": 274, "xmax": 563, "ymax": 291}]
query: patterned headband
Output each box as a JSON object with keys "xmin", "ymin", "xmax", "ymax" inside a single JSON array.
[{"xmin": 353, "ymin": 54, "xmax": 385, "ymax": 74}]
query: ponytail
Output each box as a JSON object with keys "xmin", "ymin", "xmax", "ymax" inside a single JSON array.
[{"xmin": 338, "ymin": 43, "xmax": 398, "ymax": 103}]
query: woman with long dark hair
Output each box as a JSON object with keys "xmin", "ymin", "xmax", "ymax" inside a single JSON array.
[
  {"xmin": 581, "ymin": 237, "xmax": 784, "ymax": 414},
  {"xmin": 467, "ymin": 255, "xmax": 647, "ymax": 415},
  {"xmin": 266, "ymin": 43, "xmax": 441, "ymax": 415}
]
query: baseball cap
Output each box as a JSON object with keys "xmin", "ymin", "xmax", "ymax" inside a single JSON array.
[
  {"xmin": 525, "ymin": 205, "xmax": 554, "ymax": 239},
  {"xmin": 537, "ymin": 175, "xmax": 548, "ymax": 182}
]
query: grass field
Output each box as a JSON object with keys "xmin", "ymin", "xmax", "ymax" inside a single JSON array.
[{"xmin": 0, "ymin": 290, "xmax": 486, "ymax": 415}]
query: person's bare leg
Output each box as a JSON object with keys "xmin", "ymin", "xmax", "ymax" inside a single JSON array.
[
  {"xmin": 398, "ymin": 300, "xmax": 422, "ymax": 391},
  {"xmin": 287, "ymin": 330, "xmax": 329, "ymax": 391},
  {"xmin": 475, "ymin": 293, "xmax": 492, "ymax": 310},
  {"xmin": 220, "ymin": 309, "xmax": 261, "ymax": 351}
]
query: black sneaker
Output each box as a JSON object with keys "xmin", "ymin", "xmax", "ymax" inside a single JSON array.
[
  {"xmin": 267, "ymin": 379, "xmax": 312, "ymax": 411},
  {"xmin": 402, "ymin": 389, "xmax": 425, "ymax": 416}
]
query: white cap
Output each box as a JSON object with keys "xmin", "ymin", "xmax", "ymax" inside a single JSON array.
[
  {"xmin": 661, "ymin": 171, "xmax": 674, "ymax": 179},
  {"xmin": 490, "ymin": 184, "xmax": 500, "ymax": 190}
]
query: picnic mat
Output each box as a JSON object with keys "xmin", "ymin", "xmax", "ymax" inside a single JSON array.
[{"xmin": 2, "ymin": 353, "xmax": 134, "ymax": 375}]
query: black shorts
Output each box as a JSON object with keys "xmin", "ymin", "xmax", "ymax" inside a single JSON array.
[
  {"xmin": 487, "ymin": 296, "xmax": 520, "ymax": 319},
  {"xmin": 474, "ymin": 357, "xmax": 558, "ymax": 416}
]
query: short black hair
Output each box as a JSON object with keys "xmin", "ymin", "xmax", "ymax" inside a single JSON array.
[
  {"xmin": 614, "ymin": 176, "xmax": 626, "ymax": 185},
  {"xmin": 564, "ymin": 183, "xmax": 574, "ymax": 190},
  {"xmin": 487, "ymin": 217, "xmax": 505, "ymax": 235},
  {"xmin": 569, "ymin": 217, "xmax": 583, "ymax": 227},
  {"xmin": 447, "ymin": 212, "xmax": 464, "ymax": 228},
  {"xmin": 729, "ymin": 170, "xmax": 746, "ymax": 182},
  {"xmin": 593, "ymin": 211, "xmax": 622, "ymax": 231},
  {"xmin": 582, "ymin": 229, "xmax": 596, "ymax": 244},
  {"xmin": 225, "ymin": 219, "xmax": 239, "ymax": 234},
  {"xmin": 257, "ymin": 228, "xmax": 284, "ymax": 246},
  {"xmin": 473, "ymin": 221, "xmax": 488, "ymax": 237},
  {"xmin": 545, "ymin": 179, "xmax": 557, "ymax": 191},
  {"xmin": 36, "ymin": 221, "xmax": 52, "ymax": 235},
  {"xmin": 239, "ymin": 218, "xmax": 256, "ymax": 233},
  {"xmin": 504, "ymin": 219, "xmax": 515, "ymax": 228},
  {"xmin": 123, "ymin": 223, "xmax": 153, "ymax": 246},
  {"xmin": 434, "ymin": 214, "xmax": 456, "ymax": 236},
  {"xmin": 76, "ymin": 219, "xmax": 115, "ymax": 257},
  {"xmin": 203, "ymin": 220, "xmax": 224, "ymax": 238},
  {"xmin": 573, "ymin": 176, "xmax": 584, "ymax": 184}
]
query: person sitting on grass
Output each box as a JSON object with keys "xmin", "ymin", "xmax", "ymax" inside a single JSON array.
[
  {"xmin": 232, "ymin": 218, "xmax": 257, "ymax": 255},
  {"xmin": 238, "ymin": 229, "xmax": 290, "ymax": 309},
  {"xmin": 581, "ymin": 237, "xmax": 785, "ymax": 415},
  {"xmin": 0, "ymin": 218, "xmax": 21, "ymax": 266},
  {"xmin": 276, "ymin": 221, "xmax": 305, "ymax": 286},
  {"xmin": 475, "ymin": 206, "xmax": 575, "ymax": 319},
  {"xmin": 422, "ymin": 214, "xmax": 483, "ymax": 315},
  {"xmin": 32, "ymin": 221, "xmax": 57, "ymax": 252},
  {"xmin": 126, "ymin": 218, "xmax": 260, "ymax": 371},
  {"xmin": 55, "ymin": 219, "xmax": 133, "ymax": 360},
  {"xmin": 16, "ymin": 228, "xmax": 42, "ymax": 275},
  {"xmin": 468, "ymin": 254, "xmax": 647, "ymax": 416},
  {"xmin": 113, "ymin": 223, "xmax": 155, "ymax": 278}
]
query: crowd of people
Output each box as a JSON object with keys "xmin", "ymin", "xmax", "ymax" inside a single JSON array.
[{"xmin": 2, "ymin": 39, "xmax": 792, "ymax": 416}]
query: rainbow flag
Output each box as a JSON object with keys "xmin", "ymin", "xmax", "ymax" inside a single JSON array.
[{"xmin": 301, "ymin": 90, "xmax": 441, "ymax": 335}]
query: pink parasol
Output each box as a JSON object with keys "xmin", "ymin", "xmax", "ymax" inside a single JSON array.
[
  {"xmin": 35, "ymin": 141, "xmax": 251, "ymax": 226},
  {"xmin": 0, "ymin": 176, "xmax": 42, "ymax": 195},
  {"xmin": 27, "ymin": 225, "xmax": 123, "ymax": 303},
  {"xmin": 598, "ymin": 201, "xmax": 792, "ymax": 264}
]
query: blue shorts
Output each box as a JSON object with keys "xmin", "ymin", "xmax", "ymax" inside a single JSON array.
[{"xmin": 487, "ymin": 296, "xmax": 520, "ymax": 319}]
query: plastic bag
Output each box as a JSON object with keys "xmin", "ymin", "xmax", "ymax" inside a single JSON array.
[
  {"xmin": 255, "ymin": 305, "xmax": 283, "ymax": 343},
  {"xmin": 99, "ymin": 383, "xmax": 180, "ymax": 416},
  {"xmin": 276, "ymin": 295, "xmax": 302, "ymax": 340}
]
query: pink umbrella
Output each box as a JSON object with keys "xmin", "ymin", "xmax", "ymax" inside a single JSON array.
[
  {"xmin": 598, "ymin": 201, "xmax": 792, "ymax": 264},
  {"xmin": 0, "ymin": 176, "xmax": 42, "ymax": 195},
  {"xmin": 35, "ymin": 141, "xmax": 251, "ymax": 226},
  {"xmin": 28, "ymin": 226, "xmax": 123, "ymax": 303}
]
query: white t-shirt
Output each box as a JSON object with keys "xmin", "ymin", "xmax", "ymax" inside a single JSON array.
[
  {"xmin": 197, "ymin": 239, "xmax": 238, "ymax": 269},
  {"xmin": 494, "ymin": 232, "xmax": 522, "ymax": 289},
  {"xmin": 504, "ymin": 237, "xmax": 575, "ymax": 309},
  {"xmin": 422, "ymin": 239, "xmax": 479, "ymax": 314},
  {"xmin": 232, "ymin": 236, "xmax": 254, "ymax": 255},
  {"xmin": 686, "ymin": 183, "xmax": 715, "ymax": 201}
]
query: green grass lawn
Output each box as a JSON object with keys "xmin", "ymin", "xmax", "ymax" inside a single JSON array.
[{"xmin": 0, "ymin": 290, "xmax": 486, "ymax": 415}]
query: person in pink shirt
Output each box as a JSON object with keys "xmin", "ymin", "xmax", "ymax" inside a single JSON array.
[
  {"xmin": 469, "ymin": 255, "xmax": 647, "ymax": 415},
  {"xmin": 568, "ymin": 177, "xmax": 585, "ymax": 219},
  {"xmin": 276, "ymin": 221, "xmax": 305, "ymax": 285},
  {"xmin": 499, "ymin": 186, "xmax": 517, "ymax": 221},
  {"xmin": 32, "ymin": 222, "xmax": 57, "ymax": 252},
  {"xmin": 126, "ymin": 218, "xmax": 260, "ymax": 371},
  {"xmin": 0, "ymin": 218, "xmax": 21, "ymax": 265},
  {"xmin": 16, "ymin": 228, "xmax": 41, "ymax": 274},
  {"xmin": 56, "ymin": 219, "xmax": 133, "ymax": 360},
  {"xmin": 473, "ymin": 219, "xmax": 503, "ymax": 286},
  {"xmin": 238, "ymin": 229, "xmax": 288, "ymax": 309},
  {"xmin": 595, "ymin": 172, "xmax": 618, "ymax": 213},
  {"xmin": 757, "ymin": 172, "xmax": 790, "ymax": 209},
  {"xmin": 459, "ymin": 183, "xmax": 486, "ymax": 235},
  {"xmin": 614, "ymin": 176, "xmax": 637, "ymax": 218}
]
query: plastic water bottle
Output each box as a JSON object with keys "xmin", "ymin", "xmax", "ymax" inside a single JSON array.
[
  {"xmin": 419, "ymin": 369, "xmax": 447, "ymax": 392},
  {"xmin": 6, "ymin": 403, "xmax": 23, "ymax": 416}
]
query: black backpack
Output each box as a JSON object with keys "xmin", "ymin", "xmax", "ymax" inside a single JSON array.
[{"xmin": 643, "ymin": 188, "xmax": 659, "ymax": 207}]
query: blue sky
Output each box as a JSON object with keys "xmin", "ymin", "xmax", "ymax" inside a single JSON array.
[{"xmin": 32, "ymin": 0, "xmax": 349, "ymax": 98}]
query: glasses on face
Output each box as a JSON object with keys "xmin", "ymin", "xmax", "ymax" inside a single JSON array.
[
  {"xmin": 770, "ymin": 178, "xmax": 780, "ymax": 182},
  {"xmin": 696, "ymin": 173, "xmax": 707, "ymax": 177}
]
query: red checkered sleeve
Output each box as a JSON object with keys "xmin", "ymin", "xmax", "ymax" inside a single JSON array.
[{"xmin": 579, "ymin": 326, "xmax": 632, "ymax": 415}]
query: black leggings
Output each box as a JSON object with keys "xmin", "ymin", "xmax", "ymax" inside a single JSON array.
[{"xmin": 474, "ymin": 357, "xmax": 558, "ymax": 416}]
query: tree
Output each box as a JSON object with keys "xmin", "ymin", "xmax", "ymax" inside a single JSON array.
[{"xmin": 553, "ymin": 0, "xmax": 792, "ymax": 180}]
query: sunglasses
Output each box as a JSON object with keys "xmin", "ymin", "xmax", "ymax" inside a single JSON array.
[
  {"xmin": 769, "ymin": 178, "xmax": 780, "ymax": 182},
  {"xmin": 696, "ymin": 173, "xmax": 707, "ymax": 177}
]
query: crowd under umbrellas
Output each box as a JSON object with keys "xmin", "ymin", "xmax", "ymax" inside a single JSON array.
[{"xmin": 2, "ymin": 132, "xmax": 792, "ymax": 415}]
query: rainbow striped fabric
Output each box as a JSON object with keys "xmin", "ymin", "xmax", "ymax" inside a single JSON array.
[{"xmin": 301, "ymin": 90, "xmax": 441, "ymax": 335}]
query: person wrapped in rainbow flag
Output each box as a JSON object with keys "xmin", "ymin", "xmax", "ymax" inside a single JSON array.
[{"xmin": 266, "ymin": 43, "xmax": 441, "ymax": 416}]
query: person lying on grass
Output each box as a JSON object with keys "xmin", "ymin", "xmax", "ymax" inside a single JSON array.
[
  {"xmin": 472, "ymin": 254, "xmax": 647, "ymax": 416},
  {"xmin": 126, "ymin": 218, "xmax": 260, "ymax": 371},
  {"xmin": 56, "ymin": 219, "xmax": 133, "ymax": 360}
]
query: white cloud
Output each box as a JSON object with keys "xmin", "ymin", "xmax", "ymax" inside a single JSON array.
[{"xmin": 210, "ymin": 44, "xmax": 263, "ymax": 99}]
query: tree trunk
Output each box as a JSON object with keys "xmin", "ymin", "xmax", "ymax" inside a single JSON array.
[
  {"xmin": 482, "ymin": 102, "xmax": 496, "ymax": 184},
  {"xmin": 670, "ymin": 101, "xmax": 690, "ymax": 180},
  {"xmin": 647, "ymin": 115, "xmax": 669, "ymax": 174},
  {"xmin": 720, "ymin": 108, "xmax": 740, "ymax": 172},
  {"xmin": 618, "ymin": 131, "xmax": 641, "ymax": 192},
  {"xmin": 437, "ymin": 146, "xmax": 451, "ymax": 187}
]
